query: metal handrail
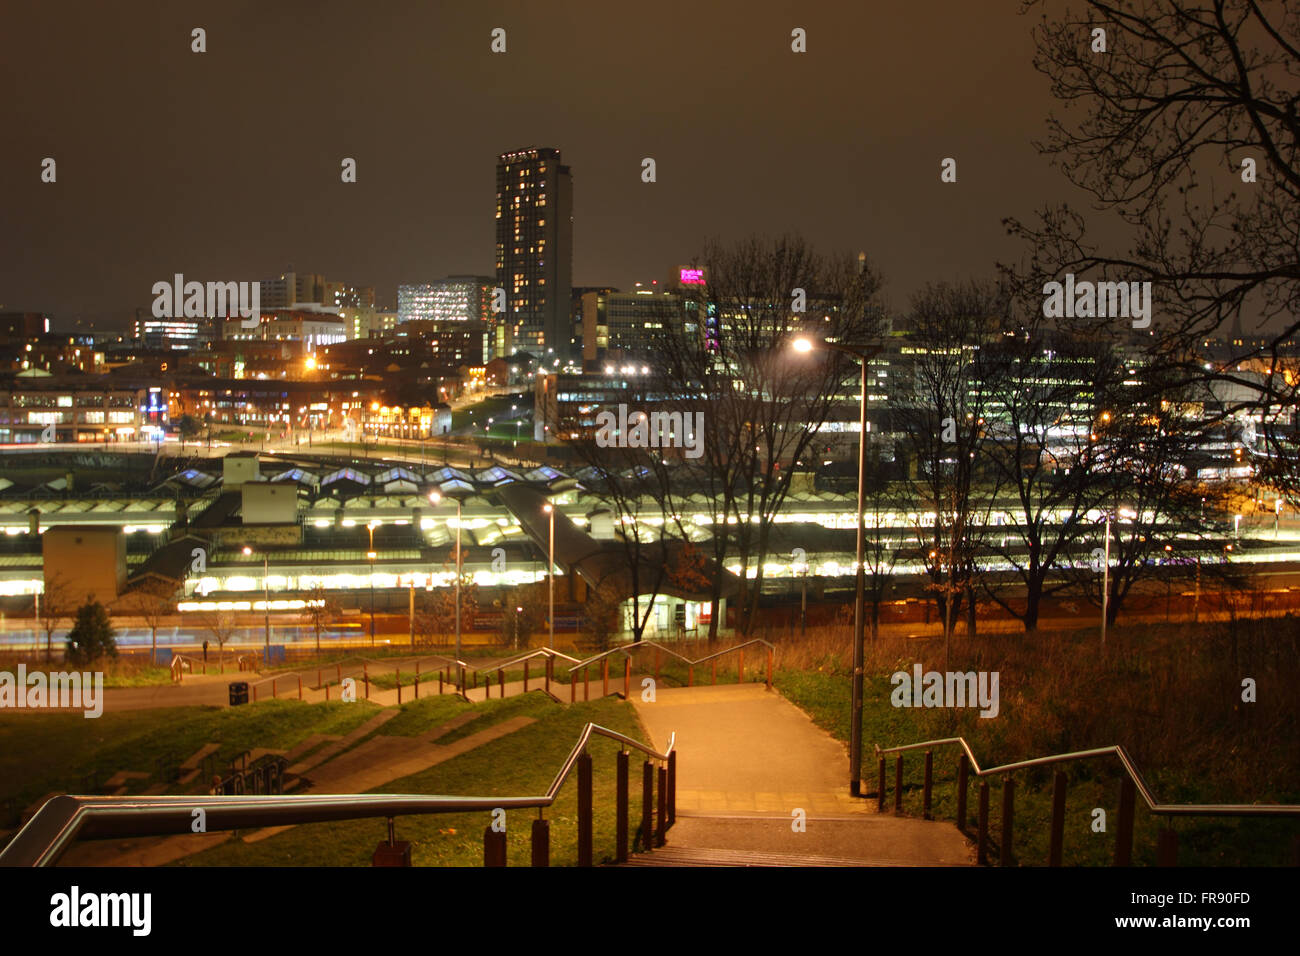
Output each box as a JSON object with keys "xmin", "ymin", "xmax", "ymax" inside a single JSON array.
[
  {"xmin": 246, "ymin": 652, "xmax": 461, "ymax": 689},
  {"xmin": 0, "ymin": 723, "xmax": 675, "ymax": 867},
  {"xmin": 565, "ymin": 638, "xmax": 775, "ymax": 675},
  {"xmin": 873, "ymin": 737, "xmax": 1300, "ymax": 818}
]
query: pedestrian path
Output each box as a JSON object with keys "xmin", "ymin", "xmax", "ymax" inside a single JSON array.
[{"xmin": 633, "ymin": 683, "xmax": 973, "ymax": 866}]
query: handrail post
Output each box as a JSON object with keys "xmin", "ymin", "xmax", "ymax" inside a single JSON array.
[
  {"xmin": 439, "ymin": 670, "xmax": 444, "ymax": 695},
  {"xmin": 484, "ymin": 824, "xmax": 507, "ymax": 867},
  {"xmin": 577, "ymin": 751, "xmax": 593, "ymax": 866},
  {"xmin": 667, "ymin": 750, "xmax": 677, "ymax": 826},
  {"xmin": 364, "ymin": 670, "xmax": 369, "ymax": 700},
  {"xmin": 252, "ymin": 684, "xmax": 258, "ymax": 702},
  {"xmin": 893, "ymin": 754, "xmax": 903, "ymax": 814},
  {"xmin": 570, "ymin": 669, "xmax": 576, "ymax": 703},
  {"xmin": 977, "ymin": 780, "xmax": 990, "ymax": 865},
  {"xmin": 922, "ymin": 750, "xmax": 933, "ymax": 820},
  {"xmin": 545, "ymin": 658, "xmax": 551, "ymax": 695},
  {"xmin": 584, "ymin": 666, "xmax": 590, "ymax": 702},
  {"xmin": 1157, "ymin": 826, "xmax": 1178, "ymax": 867},
  {"xmin": 1115, "ymin": 777, "xmax": 1136, "ymax": 866},
  {"xmin": 531, "ymin": 817, "xmax": 549, "ymax": 867},
  {"xmin": 640, "ymin": 760, "xmax": 654, "ymax": 851},
  {"xmin": 1049, "ymin": 770, "xmax": 1066, "ymax": 866},
  {"xmin": 498, "ymin": 668, "xmax": 504, "ymax": 697},
  {"xmin": 325, "ymin": 682, "xmax": 330, "ymax": 701},
  {"xmin": 656, "ymin": 763, "xmax": 667, "ymax": 847},
  {"xmin": 602, "ymin": 658, "xmax": 608, "ymax": 697},
  {"xmin": 687, "ymin": 664, "xmax": 694, "ymax": 687},
  {"xmin": 523, "ymin": 660, "xmax": 529, "ymax": 693},
  {"xmin": 877, "ymin": 756, "xmax": 886, "ymax": 812},
  {"xmin": 396, "ymin": 672, "xmax": 402, "ymax": 704},
  {"xmin": 272, "ymin": 678, "xmax": 276, "ymax": 699},
  {"xmin": 1000, "ymin": 776, "xmax": 1015, "ymax": 866},
  {"xmin": 624, "ymin": 657, "xmax": 630, "ymax": 697},
  {"xmin": 956, "ymin": 753, "xmax": 969, "ymax": 831},
  {"xmin": 616, "ymin": 751, "xmax": 629, "ymax": 863}
]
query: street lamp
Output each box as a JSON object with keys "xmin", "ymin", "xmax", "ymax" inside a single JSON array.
[
  {"xmin": 543, "ymin": 503, "xmax": 556, "ymax": 648},
  {"xmin": 429, "ymin": 490, "xmax": 464, "ymax": 686},
  {"xmin": 242, "ymin": 546, "xmax": 270, "ymax": 661},
  {"xmin": 1100, "ymin": 511, "xmax": 1112, "ymax": 647},
  {"xmin": 366, "ymin": 521, "xmax": 379, "ymax": 646},
  {"xmin": 792, "ymin": 334, "xmax": 882, "ymax": 798}
]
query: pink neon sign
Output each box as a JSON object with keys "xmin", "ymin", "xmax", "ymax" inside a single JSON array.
[{"xmin": 679, "ymin": 268, "xmax": 705, "ymax": 285}]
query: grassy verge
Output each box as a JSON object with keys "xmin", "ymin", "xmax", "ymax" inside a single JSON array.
[
  {"xmin": 0, "ymin": 701, "xmax": 378, "ymax": 820},
  {"xmin": 772, "ymin": 617, "xmax": 1300, "ymax": 866},
  {"xmin": 179, "ymin": 696, "xmax": 645, "ymax": 866}
]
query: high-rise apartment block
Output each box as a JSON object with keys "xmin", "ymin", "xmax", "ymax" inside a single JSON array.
[{"xmin": 495, "ymin": 148, "xmax": 573, "ymax": 356}]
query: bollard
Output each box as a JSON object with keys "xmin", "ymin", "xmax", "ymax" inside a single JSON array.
[
  {"xmin": 1157, "ymin": 827, "xmax": 1178, "ymax": 867},
  {"xmin": 531, "ymin": 818, "xmax": 550, "ymax": 867},
  {"xmin": 616, "ymin": 751, "xmax": 629, "ymax": 863},
  {"xmin": 640, "ymin": 761, "xmax": 654, "ymax": 851},
  {"xmin": 922, "ymin": 750, "xmax": 933, "ymax": 820},
  {"xmin": 1000, "ymin": 776, "xmax": 1015, "ymax": 866},
  {"xmin": 977, "ymin": 781, "xmax": 990, "ymax": 865},
  {"xmin": 483, "ymin": 826, "xmax": 507, "ymax": 867},
  {"xmin": 1115, "ymin": 777, "xmax": 1136, "ymax": 866},
  {"xmin": 577, "ymin": 752, "xmax": 593, "ymax": 867},
  {"xmin": 1049, "ymin": 771, "xmax": 1066, "ymax": 866},
  {"xmin": 877, "ymin": 757, "xmax": 887, "ymax": 812},
  {"xmin": 656, "ymin": 764, "xmax": 667, "ymax": 847},
  {"xmin": 956, "ymin": 754, "xmax": 969, "ymax": 831},
  {"xmin": 894, "ymin": 754, "xmax": 903, "ymax": 814}
]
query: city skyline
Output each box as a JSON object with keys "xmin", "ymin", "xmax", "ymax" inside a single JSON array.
[{"xmin": 3, "ymin": 0, "xmax": 1091, "ymax": 331}]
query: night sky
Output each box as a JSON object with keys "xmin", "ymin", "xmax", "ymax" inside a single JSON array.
[{"xmin": 1, "ymin": 1, "xmax": 1090, "ymax": 330}]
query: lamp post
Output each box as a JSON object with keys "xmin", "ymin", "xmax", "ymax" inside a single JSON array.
[
  {"xmin": 1100, "ymin": 511, "xmax": 1112, "ymax": 647},
  {"xmin": 792, "ymin": 335, "xmax": 880, "ymax": 798},
  {"xmin": 242, "ymin": 546, "xmax": 271, "ymax": 661},
  {"xmin": 366, "ymin": 521, "xmax": 378, "ymax": 647},
  {"xmin": 429, "ymin": 491, "xmax": 464, "ymax": 686},
  {"xmin": 543, "ymin": 503, "xmax": 556, "ymax": 649}
]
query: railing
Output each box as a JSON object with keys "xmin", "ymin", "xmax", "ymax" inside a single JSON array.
[
  {"xmin": 563, "ymin": 639, "xmax": 776, "ymax": 702},
  {"xmin": 0, "ymin": 723, "xmax": 676, "ymax": 868},
  {"xmin": 169, "ymin": 654, "xmax": 206, "ymax": 683},
  {"xmin": 873, "ymin": 737, "xmax": 1300, "ymax": 866}
]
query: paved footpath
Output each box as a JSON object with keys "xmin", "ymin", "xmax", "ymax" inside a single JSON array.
[{"xmin": 633, "ymin": 683, "xmax": 973, "ymax": 865}]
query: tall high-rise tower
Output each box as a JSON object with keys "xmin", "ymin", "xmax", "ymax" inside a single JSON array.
[{"xmin": 495, "ymin": 147, "xmax": 573, "ymax": 357}]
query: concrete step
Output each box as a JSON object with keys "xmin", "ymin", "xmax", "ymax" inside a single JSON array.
[{"xmin": 619, "ymin": 846, "xmax": 951, "ymax": 867}]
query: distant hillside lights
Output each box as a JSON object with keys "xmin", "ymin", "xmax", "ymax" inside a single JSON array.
[
  {"xmin": 1042, "ymin": 274, "xmax": 1152, "ymax": 329},
  {"xmin": 594, "ymin": 405, "xmax": 705, "ymax": 459},
  {"xmin": 152, "ymin": 274, "xmax": 260, "ymax": 329}
]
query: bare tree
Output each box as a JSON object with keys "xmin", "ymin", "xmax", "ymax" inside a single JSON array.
[
  {"xmin": 198, "ymin": 610, "xmax": 237, "ymax": 674},
  {"xmin": 654, "ymin": 234, "xmax": 886, "ymax": 636},
  {"xmin": 123, "ymin": 578, "xmax": 179, "ymax": 664},
  {"xmin": 300, "ymin": 585, "xmax": 341, "ymax": 656},
  {"xmin": 1007, "ymin": 0, "xmax": 1300, "ymax": 495},
  {"xmin": 37, "ymin": 573, "xmax": 72, "ymax": 663}
]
